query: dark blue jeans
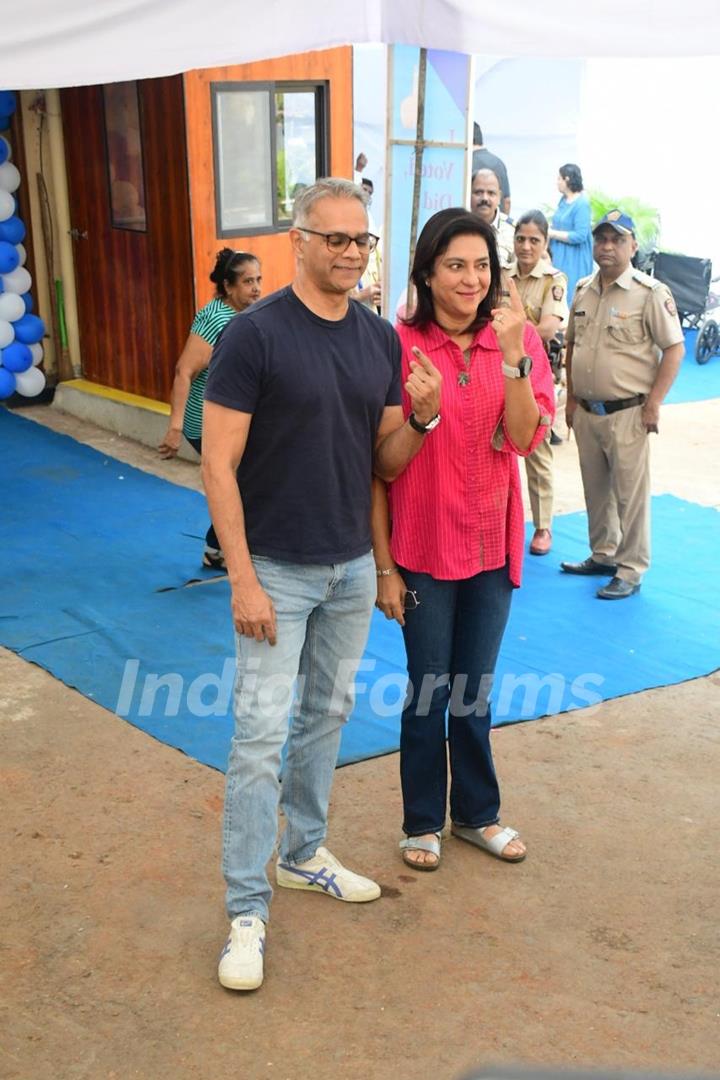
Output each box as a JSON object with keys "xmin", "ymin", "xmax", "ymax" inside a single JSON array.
[{"xmin": 397, "ymin": 563, "xmax": 514, "ymax": 836}]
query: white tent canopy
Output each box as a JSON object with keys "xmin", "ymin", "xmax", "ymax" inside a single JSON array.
[{"xmin": 2, "ymin": 0, "xmax": 720, "ymax": 90}]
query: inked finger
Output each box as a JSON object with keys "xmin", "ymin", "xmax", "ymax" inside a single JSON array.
[
  {"xmin": 505, "ymin": 276, "xmax": 526, "ymax": 316},
  {"xmin": 411, "ymin": 345, "xmax": 437, "ymax": 373}
]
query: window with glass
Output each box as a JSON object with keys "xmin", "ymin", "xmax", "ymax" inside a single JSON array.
[
  {"xmin": 212, "ymin": 81, "xmax": 328, "ymax": 237},
  {"xmin": 103, "ymin": 81, "xmax": 147, "ymax": 232}
]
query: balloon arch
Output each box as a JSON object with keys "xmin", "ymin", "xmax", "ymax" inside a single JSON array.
[{"xmin": 0, "ymin": 90, "xmax": 46, "ymax": 401}]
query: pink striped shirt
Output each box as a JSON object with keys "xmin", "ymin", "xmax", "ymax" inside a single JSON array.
[{"xmin": 388, "ymin": 320, "xmax": 555, "ymax": 586}]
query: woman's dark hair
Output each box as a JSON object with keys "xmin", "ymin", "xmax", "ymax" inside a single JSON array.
[
  {"xmin": 403, "ymin": 208, "xmax": 501, "ymax": 331},
  {"xmin": 210, "ymin": 248, "xmax": 259, "ymax": 297},
  {"xmin": 514, "ymin": 209, "xmax": 549, "ymax": 239},
  {"xmin": 559, "ymin": 163, "xmax": 583, "ymax": 193}
]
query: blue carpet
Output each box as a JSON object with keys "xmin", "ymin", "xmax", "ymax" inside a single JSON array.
[
  {"xmin": 2, "ymin": 408, "xmax": 719, "ymax": 769},
  {"xmin": 665, "ymin": 329, "xmax": 720, "ymax": 404}
]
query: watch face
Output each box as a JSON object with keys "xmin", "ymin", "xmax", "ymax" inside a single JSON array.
[{"xmin": 519, "ymin": 355, "xmax": 533, "ymax": 377}]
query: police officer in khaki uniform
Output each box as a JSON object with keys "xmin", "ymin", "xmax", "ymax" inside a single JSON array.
[
  {"xmin": 562, "ymin": 210, "xmax": 685, "ymax": 599},
  {"xmin": 509, "ymin": 210, "xmax": 569, "ymax": 555},
  {"xmin": 470, "ymin": 168, "xmax": 514, "ymax": 268}
]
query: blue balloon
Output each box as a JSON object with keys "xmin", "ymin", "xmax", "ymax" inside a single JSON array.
[
  {"xmin": 0, "ymin": 139, "xmax": 8, "ymax": 165},
  {"xmin": 12, "ymin": 313, "xmax": 44, "ymax": 345},
  {"xmin": 1, "ymin": 341, "xmax": 32, "ymax": 372},
  {"xmin": 0, "ymin": 216, "xmax": 25, "ymax": 245},
  {"xmin": 22, "ymin": 292, "xmax": 33, "ymax": 312},
  {"xmin": 0, "ymin": 365, "xmax": 16, "ymax": 398},
  {"xmin": 0, "ymin": 240, "xmax": 19, "ymax": 274},
  {"xmin": 0, "ymin": 92, "xmax": 17, "ymax": 116}
]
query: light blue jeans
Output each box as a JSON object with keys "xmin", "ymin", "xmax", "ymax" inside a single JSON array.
[{"xmin": 222, "ymin": 551, "xmax": 376, "ymax": 923}]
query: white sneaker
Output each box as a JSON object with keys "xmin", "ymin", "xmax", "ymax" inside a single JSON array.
[
  {"xmin": 217, "ymin": 915, "xmax": 265, "ymax": 990},
  {"xmin": 276, "ymin": 846, "xmax": 381, "ymax": 903}
]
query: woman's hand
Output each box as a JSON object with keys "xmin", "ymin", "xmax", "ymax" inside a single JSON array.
[
  {"xmin": 490, "ymin": 277, "xmax": 526, "ymax": 360},
  {"xmin": 158, "ymin": 426, "xmax": 182, "ymax": 458},
  {"xmin": 406, "ymin": 347, "xmax": 442, "ymax": 424},
  {"xmin": 376, "ymin": 571, "xmax": 408, "ymax": 626}
]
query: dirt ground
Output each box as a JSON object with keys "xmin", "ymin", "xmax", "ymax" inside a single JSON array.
[{"xmin": 1, "ymin": 396, "xmax": 719, "ymax": 1080}]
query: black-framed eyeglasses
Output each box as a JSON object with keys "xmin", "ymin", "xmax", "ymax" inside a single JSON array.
[
  {"xmin": 300, "ymin": 228, "xmax": 379, "ymax": 253},
  {"xmin": 404, "ymin": 589, "xmax": 420, "ymax": 611}
]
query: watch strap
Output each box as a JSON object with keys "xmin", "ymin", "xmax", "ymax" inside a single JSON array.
[
  {"xmin": 408, "ymin": 412, "xmax": 440, "ymax": 433},
  {"xmin": 502, "ymin": 355, "xmax": 532, "ymax": 379}
]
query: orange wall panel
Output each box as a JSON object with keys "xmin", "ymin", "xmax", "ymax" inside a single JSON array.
[{"xmin": 184, "ymin": 47, "xmax": 353, "ymax": 308}]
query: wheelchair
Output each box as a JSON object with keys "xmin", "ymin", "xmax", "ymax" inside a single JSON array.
[
  {"xmin": 648, "ymin": 251, "xmax": 718, "ymax": 364},
  {"xmin": 694, "ymin": 279, "xmax": 720, "ymax": 364}
]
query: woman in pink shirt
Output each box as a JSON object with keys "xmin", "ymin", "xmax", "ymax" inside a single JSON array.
[{"xmin": 372, "ymin": 208, "xmax": 554, "ymax": 870}]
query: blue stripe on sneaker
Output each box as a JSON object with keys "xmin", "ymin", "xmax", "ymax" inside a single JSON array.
[{"xmin": 278, "ymin": 864, "xmax": 343, "ymax": 897}]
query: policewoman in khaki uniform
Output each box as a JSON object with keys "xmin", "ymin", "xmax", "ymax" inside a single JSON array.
[
  {"xmin": 509, "ymin": 210, "xmax": 568, "ymax": 555},
  {"xmin": 562, "ymin": 210, "xmax": 684, "ymax": 599}
]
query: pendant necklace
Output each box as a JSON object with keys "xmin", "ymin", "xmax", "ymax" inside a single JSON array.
[{"xmin": 458, "ymin": 347, "xmax": 473, "ymax": 386}]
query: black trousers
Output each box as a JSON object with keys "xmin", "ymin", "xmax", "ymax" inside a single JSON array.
[{"xmin": 185, "ymin": 435, "xmax": 220, "ymax": 550}]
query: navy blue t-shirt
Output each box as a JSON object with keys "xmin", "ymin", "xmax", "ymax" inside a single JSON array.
[{"xmin": 204, "ymin": 286, "xmax": 402, "ymax": 564}]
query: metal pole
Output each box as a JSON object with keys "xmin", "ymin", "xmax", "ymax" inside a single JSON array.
[{"xmin": 406, "ymin": 48, "xmax": 427, "ymax": 298}]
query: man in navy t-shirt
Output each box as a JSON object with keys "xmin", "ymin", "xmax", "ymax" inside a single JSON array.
[{"xmin": 203, "ymin": 178, "xmax": 441, "ymax": 991}]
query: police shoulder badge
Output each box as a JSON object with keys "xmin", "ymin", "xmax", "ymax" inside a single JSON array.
[
  {"xmin": 552, "ymin": 285, "xmax": 564, "ymax": 301},
  {"xmin": 664, "ymin": 294, "xmax": 677, "ymax": 317}
]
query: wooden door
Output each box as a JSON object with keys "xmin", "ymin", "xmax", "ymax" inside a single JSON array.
[{"xmin": 61, "ymin": 76, "xmax": 194, "ymax": 401}]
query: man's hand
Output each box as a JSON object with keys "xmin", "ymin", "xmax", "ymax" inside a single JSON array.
[
  {"xmin": 565, "ymin": 391, "xmax": 577, "ymax": 430},
  {"xmin": 158, "ymin": 427, "xmax": 182, "ymax": 458},
  {"xmin": 375, "ymin": 572, "xmax": 407, "ymax": 626},
  {"xmin": 231, "ymin": 581, "xmax": 277, "ymax": 645},
  {"xmin": 357, "ymin": 284, "xmax": 381, "ymax": 305},
  {"xmin": 641, "ymin": 398, "xmax": 660, "ymax": 433},
  {"xmin": 406, "ymin": 347, "xmax": 442, "ymax": 424}
]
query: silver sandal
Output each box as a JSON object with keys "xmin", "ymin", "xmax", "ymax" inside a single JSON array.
[
  {"xmin": 399, "ymin": 832, "xmax": 442, "ymax": 871},
  {"xmin": 450, "ymin": 823, "xmax": 526, "ymax": 862}
]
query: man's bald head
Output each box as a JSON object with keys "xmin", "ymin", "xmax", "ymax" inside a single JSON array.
[{"xmin": 470, "ymin": 168, "xmax": 501, "ymax": 224}]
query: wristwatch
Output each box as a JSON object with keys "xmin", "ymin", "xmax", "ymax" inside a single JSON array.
[
  {"xmin": 408, "ymin": 412, "xmax": 441, "ymax": 434},
  {"xmin": 502, "ymin": 355, "xmax": 533, "ymax": 379}
]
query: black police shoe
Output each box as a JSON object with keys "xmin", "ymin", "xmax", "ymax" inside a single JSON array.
[
  {"xmin": 596, "ymin": 577, "xmax": 641, "ymax": 600},
  {"xmin": 560, "ymin": 557, "xmax": 617, "ymax": 576}
]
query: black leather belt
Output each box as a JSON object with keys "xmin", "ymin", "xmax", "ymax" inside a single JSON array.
[{"xmin": 579, "ymin": 394, "xmax": 646, "ymax": 416}]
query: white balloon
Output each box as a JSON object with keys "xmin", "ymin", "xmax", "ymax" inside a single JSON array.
[
  {"xmin": 0, "ymin": 291, "xmax": 25, "ymax": 321},
  {"xmin": 0, "ymin": 161, "xmax": 20, "ymax": 193},
  {"xmin": 0, "ymin": 318, "xmax": 14, "ymax": 348},
  {"xmin": 1, "ymin": 266, "xmax": 31, "ymax": 294},
  {"xmin": 14, "ymin": 365, "xmax": 46, "ymax": 397},
  {"xmin": 0, "ymin": 188, "xmax": 13, "ymax": 222},
  {"xmin": 15, "ymin": 242, "xmax": 26, "ymax": 266},
  {"xmin": 30, "ymin": 342, "xmax": 43, "ymax": 366}
]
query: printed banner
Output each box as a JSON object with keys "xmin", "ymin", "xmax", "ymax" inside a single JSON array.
[{"xmin": 385, "ymin": 46, "xmax": 473, "ymax": 316}]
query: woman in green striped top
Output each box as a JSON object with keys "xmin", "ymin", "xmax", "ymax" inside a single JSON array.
[{"xmin": 159, "ymin": 248, "xmax": 262, "ymax": 568}]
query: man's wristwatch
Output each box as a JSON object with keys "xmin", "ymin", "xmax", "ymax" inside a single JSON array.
[
  {"xmin": 408, "ymin": 412, "xmax": 441, "ymax": 434},
  {"xmin": 502, "ymin": 355, "xmax": 533, "ymax": 379}
]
